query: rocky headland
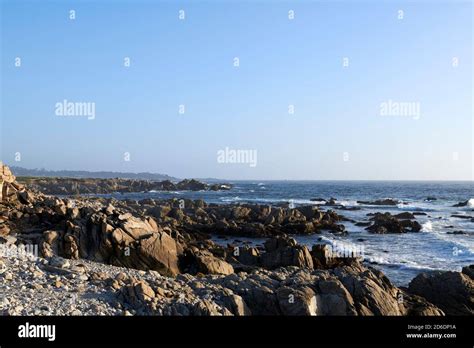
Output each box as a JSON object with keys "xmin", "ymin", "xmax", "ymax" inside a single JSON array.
[
  {"xmin": 17, "ymin": 177, "xmax": 232, "ymax": 195},
  {"xmin": 1, "ymin": 163, "xmax": 472, "ymax": 316}
]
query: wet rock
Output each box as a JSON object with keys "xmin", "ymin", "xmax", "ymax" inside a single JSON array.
[
  {"xmin": 451, "ymin": 214, "xmax": 472, "ymax": 220},
  {"xmin": 394, "ymin": 212, "xmax": 415, "ymax": 220},
  {"xmin": 366, "ymin": 212, "xmax": 420, "ymax": 234},
  {"xmin": 447, "ymin": 230, "xmax": 466, "ymax": 235},
  {"xmin": 357, "ymin": 199, "xmax": 399, "ymax": 206},
  {"xmin": 310, "ymin": 198, "xmax": 327, "ymax": 203},
  {"xmin": 453, "ymin": 200, "xmax": 469, "ymax": 207}
]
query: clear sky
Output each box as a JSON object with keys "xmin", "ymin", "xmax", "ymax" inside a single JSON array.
[{"xmin": 1, "ymin": 0, "xmax": 472, "ymax": 180}]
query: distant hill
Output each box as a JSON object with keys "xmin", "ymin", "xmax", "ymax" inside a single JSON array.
[{"xmin": 9, "ymin": 166, "xmax": 179, "ymax": 181}]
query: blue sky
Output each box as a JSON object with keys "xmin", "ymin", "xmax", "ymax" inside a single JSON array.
[{"xmin": 1, "ymin": 0, "xmax": 472, "ymax": 180}]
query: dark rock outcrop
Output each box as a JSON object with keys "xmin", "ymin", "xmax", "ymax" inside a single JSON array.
[
  {"xmin": 366, "ymin": 212, "xmax": 421, "ymax": 234},
  {"xmin": 453, "ymin": 200, "xmax": 470, "ymax": 207},
  {"xmin": 357, "ymin": 199, "xmax": 400, "ymax": 206},
  {"xmin": 408, "ymin": 267, "xmax": 474, "ymax": 315},
  {"xmin": 260, "ymin": 236, "xmax": 314, "ymax": 270}
]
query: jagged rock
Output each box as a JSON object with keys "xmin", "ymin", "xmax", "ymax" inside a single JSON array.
[
  {"xmin": 296, "ymin": 205, "xmax": 319, "ymax": 221},
  {"xmin": 0, "ymin": 224, "xmax": 10, "ymax": 236},
  {"xmin": 147, "ymin": 205, "xmax": 171, "ymax": 220},
  {"xmin": 261, "ymin": 237, "xmax": 313, "ymax": 270},
  {"xmin": 122, "ymin": 280, "xmax": 156, "ymax": 306},
  {"xmin": 366, "ymin": 212, "xmax": 421, "ymax": 234},
  {"xmin": 185, "ymin": 249, "xmax": 234, "ymax": 275},
  {"xmin": 314, "ymin": 278, "xmax": 358, "ymax": 315},
  {"xmin": 222, "ymin": 294, "xmax": 251, "ymax": 315},
  {"xmin": 17, "ymin": 176, "xmax": 232, "ymax": 195},
  {"xmin": 408, "ymin": 268, "xmax": 474, "ymax": 315},
  {"xmin": 236, "ymin": 246, "xmax": 260, "ymax": 266},
  {"xmin": 453, "ymin": 200, "xmax": 469, "ymax": 207},
  {"xmin": 394, "ymin": 212, "xmax": 415, "ymax": 220},
  {"xmin": 120, "ymin": 217, "xmax": 156, "ymax": 240},
  {"xmin": 0, "ymin": 162, "xmax": 466, "ymax": 317},
  {"xmin": 402, "ymin": 293, "xmax": 445, "ymax": 316},
  {"xmin": 277, "ymin": 286, "xmax": 318, "ymax": 315},
  {"xmin": 111, "ymin": 228, "xmax": 135, "ymax": 246},
  {"xmin": 334, "ymin": 263, "xmax": 404, "ymax": 315},
  {"xmin": 462, "ymin": 265, "xmax": 474, "ymax": 279},
  {"xmin": 64, "ymin": 234, "xmax": 79, "ymax": 259},
  {"xmin": 134, "ymin": 232, "xmax": 180, "ymax": 276},
  {"xmin": 310, "ymin": 244, "xmax": 358, "ymax": 269}
]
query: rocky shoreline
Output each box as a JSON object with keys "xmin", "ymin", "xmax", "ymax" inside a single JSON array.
[
  {"xmin": 1, "ymin": 163, "xmax": 473, "ymax": 316},
  {"xmin": 17, "ymin": 177, "xmax": 232, "ymax": 195}
]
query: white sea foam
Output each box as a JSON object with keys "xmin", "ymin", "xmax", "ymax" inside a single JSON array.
[
  {"xmin": 468, "ymin": 198, "xmax": 474, "ymax": 208},
  {"xmin": 366, "ymin": 255, "xmax": 438, "ymax": 271},
  {"xmin": 220, "ymin": 196, "xmax": 241, "ymax": 202},
  {"xmin": 337, "ymin": 200, "xmax": 359, "ymax": 207},
  {"xmin": 421, "ymin": 221, "xmax": 433, "ymax": 232}
]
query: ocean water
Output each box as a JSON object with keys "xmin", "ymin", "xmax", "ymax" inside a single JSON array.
[{"xmin": 99, "ymin": 181, "xmax": 474, "ymax": 286}]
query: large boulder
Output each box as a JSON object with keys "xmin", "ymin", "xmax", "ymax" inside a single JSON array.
[
  {"xmin": 310, "ymin": 244, "xmax": 359, "ymax": 269},
  {"xmin": 408, "ymin": 268, "xmax": 474, "ymax": 315},
  {"xmin": 112, "ymin": 232, "xmax": 179, "ymax": 276},
  {"xmin": 333, "ymin": 263, "xmax": 404, "ymax": 315},
  {"xmin": 38, "ymin": 211, "xmax": 182, "ymax": 277},
  {"xmin": 121, "ymin": 280, "xmax": 156, "ymax": 307},
  {"xmin": 0, "ymin": 163, "xmax": 30, "ymax": 205},
  {"xmin": 277, "ymin": 286, "xmax": 318, "ymax": 315},
  {"xmin": 261, "ymin": 236, "xmax": 313, "ymax": 270},
  {"xmin": 183, "ymin": 248, "xmax": 234, "ymax": 275},
  {"xmin": 314, "ymin": 278, "xmax": 358, "ymax": 315}
]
